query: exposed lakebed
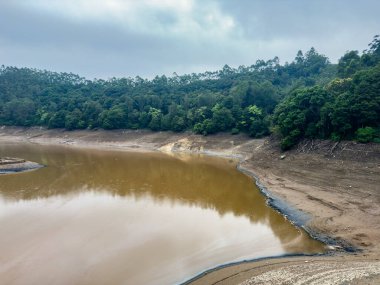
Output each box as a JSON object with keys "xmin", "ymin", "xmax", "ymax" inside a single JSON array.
[{"xmin": 0, "ymin": 143, "xmax": 325, "ymax": 285}]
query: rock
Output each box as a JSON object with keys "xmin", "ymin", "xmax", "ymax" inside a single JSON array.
[
  {"xmin": 280, "ymin": 154, "xmax": 286, "ymax": 160},
  {"xmin": 0, "ymin": 157, "xmax": 43, "ymax": 174},
  {"xmin": 0, "ymin": 157, "xmax": 26, "ymax": 165}
]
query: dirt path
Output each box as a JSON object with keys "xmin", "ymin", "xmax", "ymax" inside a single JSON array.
[{"xmin": 1, "ymin": 126, "xmax": 379, "ymax": 284}]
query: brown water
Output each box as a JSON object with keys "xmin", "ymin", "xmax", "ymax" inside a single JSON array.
[{"xmin": 0, "ymin": 143, "xmax": 325, "ymax": 285}]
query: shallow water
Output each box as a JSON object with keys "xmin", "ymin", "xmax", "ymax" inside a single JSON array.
[{"xmin": 0, "ymin": 143, "xmax": 325, "ymax": 285}]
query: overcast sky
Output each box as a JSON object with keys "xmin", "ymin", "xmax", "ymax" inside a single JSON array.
[{"xmin": 1, "ymin": 0, "xmax": 379, "ymax": 79}]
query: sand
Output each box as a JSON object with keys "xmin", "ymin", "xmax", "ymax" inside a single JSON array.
[{"xmin": 0, "ymin": 126, "xmax": 379, "ymax": 284}]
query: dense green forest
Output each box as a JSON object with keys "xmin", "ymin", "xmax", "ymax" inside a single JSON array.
[{"xmin": 1, "ymin": 36, "xmax": 379, "ymax": 149}]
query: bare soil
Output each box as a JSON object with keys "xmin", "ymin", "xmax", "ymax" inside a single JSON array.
[{"xmin": 1, "ymin": 126, "xmax": 379, "ymax": 284}]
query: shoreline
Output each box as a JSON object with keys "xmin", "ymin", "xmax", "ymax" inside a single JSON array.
[
  {"xmin": 237, "ymin": 165, "xmax": 356, "ymax": 252},
  {"xmin": 1, "ymin": 126, "xmax": 380, "ymax": 284}
]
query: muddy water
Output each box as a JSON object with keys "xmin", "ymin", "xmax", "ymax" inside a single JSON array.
[{"xmin": 0, "ymin": 143, "xmax": 325, "ymax": 285}]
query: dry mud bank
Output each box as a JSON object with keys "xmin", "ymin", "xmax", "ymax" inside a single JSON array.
[{"xmin": 1, "ymin": 126, "xmax": 379, "ymax": 284}]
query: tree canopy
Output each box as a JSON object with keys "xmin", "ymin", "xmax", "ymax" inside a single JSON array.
[{"xmin": 1, "ymin": 36, "xmax": 379, "ymax": 149}]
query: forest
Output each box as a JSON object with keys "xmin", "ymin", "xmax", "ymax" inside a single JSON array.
[{"xmin": 0, "ymin": 36, "xmax": 379, "ymax": 150}]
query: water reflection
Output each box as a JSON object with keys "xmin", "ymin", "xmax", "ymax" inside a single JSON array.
[{"xmin": 0, "ymin": 143, "xmax": 324, "ymax": 285}]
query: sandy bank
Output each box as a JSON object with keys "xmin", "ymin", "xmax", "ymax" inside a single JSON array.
[
  {"xmin": 1, "ymin": 126, "xmax": 379, "ymax": 284},
  {"xmin": 0, "ymin": 156, "xmax": 43, "ymax": 174}
]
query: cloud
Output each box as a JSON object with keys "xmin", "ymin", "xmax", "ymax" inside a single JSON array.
[
  {"xmin": 22, "ymin": 0, "xmax": 236, "ymax": 40},
  {"xmin": 0, "ymin": 0, "xmax": 379, "ymax": 79},
  {"xmin": 218, "ymin": 0, "xmax": 380, "ymax": 59}
]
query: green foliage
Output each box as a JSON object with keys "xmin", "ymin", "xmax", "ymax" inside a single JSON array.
[
  {"xmin": 99, "ymin": 105, "xmax": 127, "ymax": 129},
  {"xmin": 211, "ymin": 104, "xmax": 234, "ymax": 132},
  {"xmin": 148, "ymin": 108, "xmax": 162, "ymax": 131},
  {"xmin": 281, "ymin": 130, "xmax": 301, "ymax": 150},
  {"xmin": 65, "ymin": 109, "xmax": 85, "ymax": 130},
  {"xmin": 329, "ymin": 63, "xmax": 380, "ymax": 137},
  {"xmin": 0, "ymin": 35, "xmax": 379, "ymax": 150},
  {"xmin": 355, "ymin": 127, "xmax": 377, "ymax": 143},
  {"xmin": 231, "ymin": 128, "xmax": 239, "ymax": 135},
  {"xmin": 193, "ymin": 119, "xmax": 216, "ymax": 136},
  {"xmin": 2, "ymin": 98, "xmax": 36, "ymax": 126},
  {"xmin": 273, "ymin": 86, "xmax": 333, "ymax": 148},
  {"xmin": 330, "ymin": 132, "xmax": 341, "ymax": 142},
  {"xmin": 171, "ymin": 115, "xmax": 186, "ymax": 132},
  {"xmin": 48, "ymin": 111, "xmax": 66, "ymax": 128},
  {"xmin": 193, "ymin": 123, "xmax": 204, "ymax": 135},
  {"xmin": 240, "ymin": 105, "xmax": 269, "ymax": 138},
  {"xmin": 338, "ymin": 50, "xmax": 361, "ymax": 77}
]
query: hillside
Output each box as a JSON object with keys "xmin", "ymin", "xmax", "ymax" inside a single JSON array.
[{"xmin": 1, "ymin": 36, "xmax": 379, "ymax": 150}]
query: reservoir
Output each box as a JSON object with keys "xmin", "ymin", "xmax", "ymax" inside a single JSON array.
[{"xmin": 0, "ymin": 143, "xmax": 325, "ymax": 285}]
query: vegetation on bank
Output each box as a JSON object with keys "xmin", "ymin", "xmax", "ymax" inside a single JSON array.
[{"xmin": 0, "ymin": 36, "xmax": 379, "ymax": 149}]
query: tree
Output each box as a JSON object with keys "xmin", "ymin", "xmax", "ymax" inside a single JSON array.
[
  {"xmin": 355, "ymin": 127, "xmax": 377, "ymax": 143},
  {"xmin": 48, "ymin": 110, "xmax": 67, "ymax": 128},
  {"xmin": 148, "ymin": 107, "xmax": 162, "ymax": 131},
  {"xmin": 338, "ymin": 51, "xmax": 361, "ymax": 77},
  {"xmin": 273, "ymin": 86, "xmax": 333, "ymax": 149},
  {"xmin": 99, "ymin": 106, "xmax": 127, "ymax": 129},
  {"xmin": 2, "ymin": 98, "xmax": 36, "ymax": 126},
  {"xmin": 211, "ymin": 104, "xmax": 234, "ymax": 132},
  {"xmin": 242, "ymin": 105, "xmax": 269, "ymax": 138},
  {"xmin": 330, "ymin": 64, "xmax": 380, "ymax": 137},
  {"xmin": 65, "ymin": 109, "xmax": 85, "ymax": 130},
  {"xmin": 0, "ymin": 34, "xmax": 379, "ymax": 149},
  {"xmin": 295, "ymin": 50, "xmax": 304, "ymax": 64},
  {"xmin": 82, "ymin": 101, "xmax": 103, "ymax": 128}
]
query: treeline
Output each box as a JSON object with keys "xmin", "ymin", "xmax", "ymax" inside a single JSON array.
[
  {"xmin": 273, "ymin": 36, "xmax": 380, "ymax": 148},
  {"xmin": 0, "ymin": 36, "xmax": 379, "ymax": 149}
]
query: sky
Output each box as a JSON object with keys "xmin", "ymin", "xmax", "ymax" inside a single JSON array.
[{"xmin": 0, "ymin": 0, "xmax": 379, "ymax": 79}]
